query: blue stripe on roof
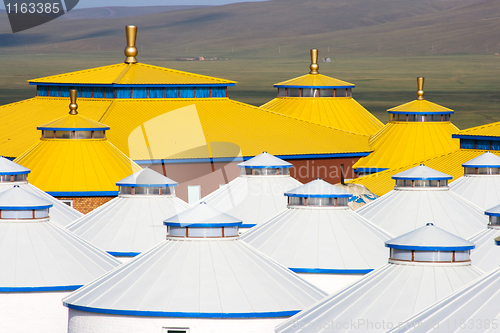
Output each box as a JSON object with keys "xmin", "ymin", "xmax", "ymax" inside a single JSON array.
[
  {"xmin": 31, "ymin": 83, "xmax": 235, "ymax": 87},
  {"xmin": 462, "ymin": 165, "xmax": 500, "ymax": 168},
  {"xmin": 273, "ymin": 85, "xmax": 355, "ymax": 89},
  {"xmin": 285, "ymin": 194, "xmax": 352, "ymax": 198},
  {"xmin": 392, "ymin": 176, "xmax": 453, "ymax": 180},
  {"xmin": 496, "ymin": 239, "xmax": 500, "ymax": 246},
  {"xmin": 388, "ymin": 111, "xmax": 454, "ymax": 115},
  {"xmin": 354, "ymin": 168, "xmax": 389, "ymax": 173},
  {"xmin": 238, "ymin": 165, "xmax": 292, "ymax": 169},
  {"xmin": 485, "ymin": 212, "xmax": 500, "ymax": 217},
  {"xmin": 0, "ymin": 171, "xmax": 30, "ymax": 175},
  {"xmin": 0, "ymin": 205, "xmax": 52, "ymax": 210},
  {"xmin": 37, "ymin": 127, "xmax": 110, "ymax": 131},
  {"xmin": 47, "ymin": 191, "xmax": 118, "ymax": 197},
  {"xmin": 240, "ymin": 224, "xmax": 257, "ymax": 228},
  {"xmin": 452, "ymin": 134, "xmax": 500, "ymax": 141},
  {"xmin": 385, "ymin": 244, "xmax": 474, "ymax": 251},
  {"xmin": 117, "ymin": 183, "xmax": 177, "ymax": 187},
  {"xmin": 163, "ymin": 222, "xmax": 242, "ymax": 227},
  {"xmin": 290, "ymin": 268, "xmax": 373, "ymax": 274},
  {"xmin": 107, "ymin": 251, "xmax": 140, "ymax": 257},
  {"xmin": 63, "ymin": 304, "xmax": 300, "ymax": 318},
  {"xmin": 0, "ymin": 285, "xmax": 82, "ymax": 292}
]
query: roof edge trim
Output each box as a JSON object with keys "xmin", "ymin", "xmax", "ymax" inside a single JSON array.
[
  {"xmin": 452, "ymin": 134, "xmax": 500, "ymax": 141},
  {"xmin": 47, "ymin": 191, "xmax": 118, "ymax": 197},
  {"xmin": 0, "ymin": 171, "xmax": 30, "ymax": 175},
  {"xmin": 388, "ymin": 111, "xmax": 454, "ymax": 115},
  {"xmin": 273, "ymin": 85, "xmax": 355, "ymax": 89},
  {"xmin": 37, "ymin": 127, "xmax": 110, "ymax": 131},
  {"xmin": 285, "ymin": 194, "xmax": 352, "ymax": 198},
  {"xmin": 392, "ymin": 176, "xmax": 453, "ymax": 180},
  {"xmin": 290, "ymin": 268, "xmax": 373, "ymax": 274},
  {"xmin": 0, "ymin": 285, "xmax": 82, "ymax": 292},
  {"xmin": 29, "ymin": 82, "xmax": 235, "ymax": 87},
  {"xmin": 117, "ymin": 183, "xmax": 177, "ymax": 187},
  {"xmin": 107, "ymin": 251, "xmax": 140, "ymax": 257},
  {"xmin": 385, "ymin": 244, "xmax": 474, "ymax": 251},
  {"xmin": 163, "ymin": 222, "xmax": 242, "ymax": 227}
]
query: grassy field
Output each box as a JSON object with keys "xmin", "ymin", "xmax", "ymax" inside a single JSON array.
[{"xmin": 1, "ymin": 51, "xmax": 498, "ymax": 130}]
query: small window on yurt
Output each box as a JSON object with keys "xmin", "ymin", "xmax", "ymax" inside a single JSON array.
[
  {"xmin": 288, "ymin": 88, "xmax": 301, "ymax": 97},
  {"xmin": 302, "ymin": 88, "xmax": 318, "ymax": 97},
  {"xmin": 278, "ymin": 88, "xmax": 286, "ymax": 97},
  {"xmin": 489, "ymin": 216, "xmax": 500, "ymax": 226},
  {"xmin": 335, "ymin": 88, "xmax": 346, "ymax": 97},
  {"xmin": 319, "ymin": 89, "xmax": 334, "ymax": 97},
  {"xmin": 55, "ymin": 131, "xmax": 72, "ymax": 139},
  {"xmin": 75, "ymin": 131, "xmax": 93, "ymax": 139},
  {"xmin": 390, "ymin": 248, "xmax": 411, "ymax": 261}
]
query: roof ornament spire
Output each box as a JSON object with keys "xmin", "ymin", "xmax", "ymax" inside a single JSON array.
[
  {"xmin": 69, "ymin": 89, "xmax": 78, "ymax": 115},
  {"xmin": 309, "ymin": 49, "xmax": 319, "ymax": 74},
  {"xmin": 124, "ymin": 25, "xmax": 138, "ymax": 64},
  {"xmin": 416, "ymin": 76, "xmax": 425, "ymax": 100}
]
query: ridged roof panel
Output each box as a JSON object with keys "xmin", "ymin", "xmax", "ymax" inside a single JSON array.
[
  {"xmin": 388, "ymin": 99, "xmax": 453, "ymax": 113},
  {"xmin": 274, "ymin": 74, "xmax": 354, "ymax": 88}
]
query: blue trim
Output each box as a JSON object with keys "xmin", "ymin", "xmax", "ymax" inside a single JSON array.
[
  {"xmin": 273, "ymin": 85, "xmax": 354, "ymax": 89},
  {"xmin": 239, "ymin": 165, "xmax": 292, "ymax": 169},
  {"xmin": 163, "ymin": 222, "xmax": 242, "ymax": 227},
  {"xmin": 47, "ymin": 191, "xmax": 118, "ymax": 197},
  {"xmin": 31, "ymin": 83, "xmax": 235, "ymax": 88},
  {"xmin": 453, "ymin": 134, "xmax": 500, "ymax": 141},
  {"xmin": 240, "ymin": 224, "xmax": 257, "ymax": 228},
  {"xmin": 37, "ymin": 127, "xmax": 110, "ymax": 131},
  {"xmin": 392, "ymin": 176, "xmax": 453, "ymax": 180},
  {"xmin": 64, "ymin": 304, "xmax": 299, "ymax": 318},
  {"xmin": 385, "ymin": 244, "xmax": 474, "ymax": 251},
  {"xmin": 285, "ymin": 193, "xmax": 352, "ymax": 198},
  {"xmin": 462, "ymin": 164, "xmax": 500, "ymax": 168},
  {"xmin": 0, "ymin": 204, "xmax": 52, "ymax": 210},
  {"xmin": 0, "ymin": 285, "xmax": 82, "ymax": 292},
  {"xmin": 107, "ymin": 251, "xmax": 140, "ymax": 257},
  {"xmin": 0, "ymin": 171, "xmax": 30, "ymax": 175},
  {"xmin": 290, "ymin": 268, "xmax": 373, "ymax": 274},
  {"xmin": 117, "ymin": 183, "xmax": 177, "ymax": 187},
  {"xmin": 354, "ymin": 168, "xmax": 389, "ymax": 173},
  {"xmin": 485, "ymin": 212, "xmax": 500, "ymax": 217},
  {"xmin": 496, "ymin": 239, "xmax": 500, "ymax": 246},
  {"xmin": 388, "ymin": 111, "xmax": 454, "ymax": 115},
  {"xmin": 133, "ymin": 152, "xmax": 372, "ymax": 165}
]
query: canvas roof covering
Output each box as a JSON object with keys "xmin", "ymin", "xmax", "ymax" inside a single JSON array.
[
  {"xmin": 454, "ymin": 120, "xmax": 500, "ymax": 138},
  {"xmin": 275, "ymin": 225, "xmax": 484, "ymax": 333},
  {"xmin": 0, "ymin": 156, "xmax": 29, "ymax": 175},
  {"xmin": 238, "ymin": 151, "xmax": 292, "ymax": 168},
  {"xmin": 37, "ymin": 113, "xmax": 109, "ymax": 131},
  {"xmin": 469, "ymin": 227, "xmax": 500, "ymax": 273},
  {"xmin": 462, "ymin": 151, "xmax": 500, "ymax": 167},
  {"xmin": 116, "ymin": 167, "xmax": 178, "ymax": 187},
  {"xmin": 392, "ymin": 164, "xmax": 452, "ymax": 180},
  {"xmin": 284, "ymin": 178, "xmax": 353, "ymax": 197},
  {"xmin": 241, "ymin": 179, "xmax": 391, "ymax": 273},
  {"xmin": 0, "ymin": 186, "xmax": 120, "ymax": 291}
]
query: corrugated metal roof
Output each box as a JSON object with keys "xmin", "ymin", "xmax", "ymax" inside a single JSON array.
[
  {"xmin": 392, "ymin": 164, "xmax": 452, "ymax": 180},
  {"xmin": 456, "ymin": 120, "xmax": 500, "ymax": 138},
  {"xmin": 62, "ymin": 237, "xmax": 327, "ymax": 317},
  {"xmin": 238, "ymin": 152, "xmax": 292, "ymax": 168},
  {"xmin": 241, "ymin": 204, "xmax": 391, "ymax": 272},
  {"xmin": 67, "ymin": 194, "xmax": 190, "ymax": 255},
  {"xmin": 260, "ymin": 97, "xmax": 383, "ymax": 136},
  {"xmin": 29, "ymin": 63, "xmax": 236, "ymax": 85},
  {"xmin": 276, "ymin": 262, "xmax": 483, "ymax": 333},
  {"xmin": 356, "ymin": 188, "xmax": 488, "ymax": 239},
  {"xmin": 353, "ymin": 122, "xmax": 459, "ymax": 171},
  {"xmin": 462, "ymin": 151, "xmax": 500, "ymax": 167},
  {"xmin": 350, "ymin": 150, "xmax": 500, "ymax": 197},
  {"xmin": 163, "ymin": 202, "xmax": 241, "ymax": 226},
  {"xmin": 450, "ymin": 176, "xmax": 500, "ymax": 211},
  {"xmin": 469, "ymin": 228, "xmax": 500, "ymax": 273},
  {"xmin": 38, "ymin": 113, "xmax": 109, "ymax": 130},
  {"xmin": 387, "ymin": 99, "xmax": 453, "ymax": 113},
  {"xmin": 14, "ymin": 139, "xmax": 142, "ymax": 193},
  {"xmin": 0, "ymin": 156, "xmax": 29, "ymax": 175},
  {"xmin": 200, "ymin": 174, "xmax": 302, "ymax": 227},
  {"xmin": 116, "ymin": 167, "xmax": 177, "ymax": 187},
  {"xmin": 388, "ymin": 268, "xmax": 500, "ymax": 333},
  {"xmin": 285, "ymin": 178, "xmax": 352, "ymax": 197},
  {"xmin": 0, "ymin": 185, "xmax": 52, "ymax": 209},
  {"xmin": 274, "ymin": 74, "xmax": 354, "ymax": 88}
]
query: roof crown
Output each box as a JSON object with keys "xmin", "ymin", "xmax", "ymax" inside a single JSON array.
[
  {"xmin": 392, "ymin": 164, "xmax": 452, "ymax": 181},
  {"xmin": 285, "ymin": 178, "xmax": 352, "ymax": 198},
  {"xmin": 0, "ymin": 186, "xmax": 52, "ymax": 210},
  {"xmin": 163, "ymin": 202, "xmax": 242, "ymax": 228},
  {"xmin": 0, "ymin": 157, "xmax": 30, "ymax": 176},
  {"xmin": 238, "ymin": 152, "xmax": 292, "ymax": 169},
  {"xmin": 462, "ymin": 151, "xmax": 500, "ymax": 168},
  {"xmin": 116, "ymin": 168, "xmax": 177, "ymax": 187},
  {"xmin": 385, "ymin": 223, "xmax": 475, "ymax": 251},
  {"xmin": 485, "ymin": 204, "xmax": 500, "ymax": 217}
]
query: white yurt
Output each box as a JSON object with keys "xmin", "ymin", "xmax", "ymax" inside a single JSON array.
[
  {"xmin": 0, "ymin": 186, "xmax": 120, "ymax": 333},
  {"xmin": 450, "ymin": 151, "xmax": 500, "ymax": 210},
  {"xmin": 67, "ymin": 168, "xmax": 190, "ymax": 261},
  {"xmin": 0, "ymin": 156, "xmax": 82, "ymax": 226},
  {"xmin": 201, "ymin": 152, "xmax": 301, "ymax": 231},
  {"xmin": 242, "ymin": 178, "xmax": 391, "ymax": 293},
  {"xmin": 275, "ymin": 223, "xmax": 484, "ymax": 333},
  {"xmin": 469, "ymin": 204, "xmax": 500, "ymax": 273},
  {"xmin": 357, "ymin": 164, "xmax": 487, "ymax": 238},
  {"xmin": 63, "ymin": 202, "xmax": 327, "ymax": 333},
  {"xmin": 389, "ymin": 267, "xmax": 500, "ymax": 333}
]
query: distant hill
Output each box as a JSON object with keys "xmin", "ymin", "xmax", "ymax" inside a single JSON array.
[{"xmin": 61, "ymin": 6, "xmax": 208, "ymax": 20}]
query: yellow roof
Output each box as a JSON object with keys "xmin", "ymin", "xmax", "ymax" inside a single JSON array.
[
  {"xmin": 354, "ymin": 122, "xmax": 460, "ymax": 170},
  {"xmin": 99, "ymin": 98, "xmax": 370, "ymax": 160},
  {"xmin": 274, "ymin": 74, "xmax": 354, "ymax": 88},
  {"xmin": 260, "ymin": 97, "xmax": 383, "ymax": 136},
  {"xmin": 455, "ymin": 121, "xmax": 500, "ymax": 138},
  {"xmin": 29, "ymin": 63, "xmax": 236, "ymax": 85},
  {"xmin": 38, "ymin": 113, "xmax": 109, "ymax": 130},
  {"xmin": 388, "ymin": 100, "xmax": 453, "ymax": 113},
  {"xmin": 349, "ymin": 149, "xmax": 500, "ymax": 196},
  {"xmin": 0, "ymin": 97, "xmax": 112, "ymax": 158},
  {"xmin": 14, "ymin": 139, "xmax": 141, "ymax": 194}
]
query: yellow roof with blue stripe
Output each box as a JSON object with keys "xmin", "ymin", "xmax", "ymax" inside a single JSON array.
[
  {"xmin": 388, "ymin": 100, "xmax": 453, "ymax": 114},
  {"xmin": 38, "ymin": 114, "xmax": 109, "ymax": 131},
  {"xmin": 274, "ymin": 74, "xmax": 354, "ymax": 88},
  {"xmin": 453, "ymin": 121, "xmax": 500, "ymax": 138}
]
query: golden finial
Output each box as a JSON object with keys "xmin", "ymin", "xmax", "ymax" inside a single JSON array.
[
  {"xmin": 416, "ymin": 77, "xmax": 425, "ymax": 100},
  {"xmin": 124, "ymin": 25, "xmax": 138, "ymax": 64},
  {"xmin": 69, "ymin": 89, "xmax": 78, "ymax": 115},
  {"xmin": 309, "ymin": 49, "xmax": 319, "ymax": 74}
]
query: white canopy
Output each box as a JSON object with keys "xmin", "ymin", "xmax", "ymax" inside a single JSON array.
[
  {"xmin": 116, "ymin": 167, "xmax": 177, "ymax": 187},
  {"xmin": 469, "ymin": 228, "xmax": 500, "ymax": 273},
  {"xmin": 392, "ymin": 164, "xmax": 452, "ymax": 180},
  {"xmin": 0, "ymin": 156, "xmax": 29, "ymax": 175},
  {"xmin": 238, "ymin": 152, "xmax": 292, "ymax": 168},
  {"xmin": 450, "ymin": 176, "xmax": 500, "ymax": 211},
  {"xmin": 462, "ymin": 151, "xmax": 500, "ymax": 167},
  {"xmin": 285, "ymin": 178, "xmax": 352, "ymax": 198}
]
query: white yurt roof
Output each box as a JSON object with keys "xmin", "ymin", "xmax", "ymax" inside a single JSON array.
[
  {"xmin": 285, "ymin": 178, "xmax": 352, "ymax": 198},
  {"xmin": 486, "ymin": 203, "xmax": 500, "ymax": 216},
  {"xmin": 116, "ymin": 167, "xmax": 177, "ymax": 187},
  {"xmin": 0, "ymin": 185, "xmax": 52, "ymax": 210},
  {"xmin": 200, "ymin": 170, "xmax": 301, "ymax": 228},
  {"xmin": 386, "ymin": 223, "xmax": 475, "ymax": 251},
  {"xmin": 238, "ymin": 152, "xmax": 292, "ymax": 168},
  {"xmin": 63, "ymin": 204, "xmax": 327, "ymax": 318},
  {"xmin": 67, "ymin": 194, "xmax": 190, "ymax": 256},
  {"xmin": 462, "ymin": 151, "xmax": 500, "ymax": 167},
  {"xmin": 356, "ymin": 188, "xmax": 488, "ymax": 239},
  {"xmin": 0, "ymin": 187, "xmax": 120, "ymax": 291},
  {"xmin": 450, "ymin": 175, "xmax": 500, "ymax": 211},
  {"xmin": 241, "ymin": 202, "xmax": 391, "ymax": 273},
  {"xmin": 388, "ymin": 268, "xmax": 500, "ymax": 333},
  {"xmin": 163, "ymin": 201, "xmax": 241, "ymax": 227},
  {"xmin": 392, "ymin": 164, "xmax": 452, "ymax": 180},
  {"xmin": 0, "ymin": 156, "xmax": 30, "ymax": 175},
  {"xmin": 469, "ymin": 228, "xmax": 500, "ymax": 273}
]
